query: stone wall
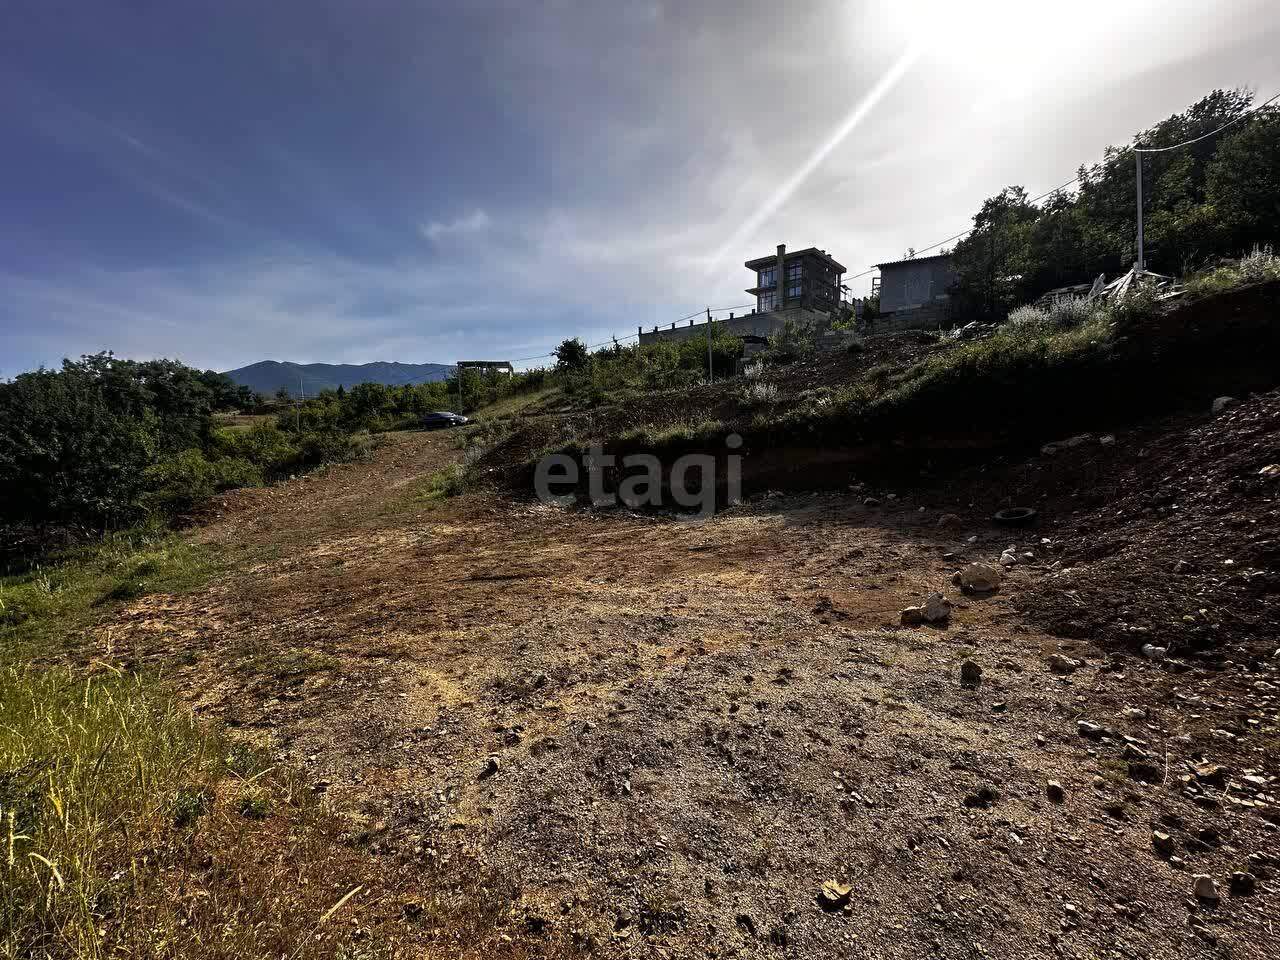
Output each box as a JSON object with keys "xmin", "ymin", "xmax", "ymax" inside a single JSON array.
[
  {"xmin": 865, "ymin": 302, "xmax": 952, "ymax": 334},
  {"xmin": 637, "ymin": 307, "xmax": 830, "ymax": 346}
]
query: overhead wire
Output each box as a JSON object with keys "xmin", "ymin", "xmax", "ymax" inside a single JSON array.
[{"xmin": 322, "ymin": 91, "xmax": 1280, "ymax": 378}]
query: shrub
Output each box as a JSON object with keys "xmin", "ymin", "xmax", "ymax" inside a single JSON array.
[
  {"xmin": 1237, "ymin": 244, "xmax": 1280, "ymax": 284},
  {"xmin": 1007, "ymin": 305, "xmax": 1048, "ymax": 328},
  {"xmin": 764, "ymin": 318, "xmax": 817, "ymax": 363},
  {"xmin": 143, "ymin": 450, "xmax": 262, "ymax": 516},
  {"xmin": 740, "ymin": 380, "xmax": 780, "ymax": 407},
  {"xmin": 1104, "ymin": 284, "xmax": 1161, "ymax": 326},
  {"xmin": 292, "ymin": 430, "xmax": 373, "ymax": 470},
  {"xmin": 1047, "ymin": 297, "xmax": 1096, "ymax": 328},
  {"xmin": 1187, "ymin": 244, "xmax": 1280, "ymax": 297},
  {"xmin": 209, "ymin": 421, "xmax": 298, "ymax": 478}
]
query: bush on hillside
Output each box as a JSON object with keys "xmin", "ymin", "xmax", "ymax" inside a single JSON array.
[
  {"xmin": 1186, "ymin": 245, "xmax": 1280, "ymax": 297},
  {"xmin": 143, "ymin": 450, "xmax": 263, "ymax": 515},
  {"xmin": 0, "ymin": 355, "xmax": 234, "ymax": 530}
]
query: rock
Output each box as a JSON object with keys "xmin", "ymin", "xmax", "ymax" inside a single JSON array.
[
  {"xmin": 1048, "ymin": 654, "xmax": 1078, "ymax": 675},
  {"xmin": 1123, "ymin": 742, "xmax": 1150, "ymax": 763},
  {"xmin": 819, "ymin": 879, "xmax": 853, "ymax": 910},
  {"xmin": 479, "ymin": 755, "xmax": 500, "ymax": 779},
  {"xmin": 1211, "ymin": 396, "xmax": 1236, "ymax": 414},
  {"xmin": 1259, "ymin": 464, "xmax": 1280, "ymax": 481},
  {"xmin": 1230, "ymin": 871, "xmax": 1256, "ymax": 895},
  {"xmin": 999, "ymin": 549, "xmax": 1018, "ymax": 567},
  {"xmin": 1077, "ymin": 720, "xmax": 1106, "ymax": 739},
  {"xmin": 959, "ymin": 660, "xmax": 983, "ymax": 689},
  {"xmin": 1041, "ymin": 434, "xmax": 1094, "ymax": 456},
  {"xmin": 956, "ymin": 563, "xmax": 1002, "ymax": 593},
  {"xmin": 1046, "ymin": 780, "xmax": 1065, "ymax": 803},
  {"xmin": 1192, "ymin": 875, "xmax": 1219, "ymax": 901},
  {"xmin": 902, "ymin": 593, "xmax": 952, "ymax": 626},
  {"xmin": 1141, "ymin": 643, "xmax": 1167, "ymax": 660},
  {"xmin": 936, "ymin": 513, "xmax": 963, "ymax": 528},
  {"xmin": 1153, "ymin": 831, "xmax": 1175, "ymax": 856},
  {"xmin": 1121, "ymin": 707, "xmax": 1146, "ymax": 719},
  {"xmin": 863, "ymin": 496, "xmax": 881, "ymax": 507},
  {"xmin": 1099, "ymin": 434, "xmax": 1116, "ymax": 446},
  {"xmin": 922, "ymin": 592, "xmax": 953, "ymax": 624},
  {"xmin": 1193, "ymin": 762, "xmax": 1230, "ymax": 787}
]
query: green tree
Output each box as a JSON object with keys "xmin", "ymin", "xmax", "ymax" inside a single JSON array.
[
  {"xmin": 553, "ymin": 338, "xmax": 590, "ymax": 371},
  {"xmin": 1204, "ymin": 106, "xmax": 1280, "ymax": 254}
]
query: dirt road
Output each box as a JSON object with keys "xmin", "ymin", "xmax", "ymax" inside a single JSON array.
[{"xmin": 103, "ymin": 431, "xmax": 1279, "ymax": 958}]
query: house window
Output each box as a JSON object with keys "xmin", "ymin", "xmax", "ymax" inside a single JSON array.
[
  {"xmin": 758, "ymin": 292, "xmax": 777, "ymax": 312},
  {"xmin": 786, "ymin": 261, "xmax": 802, "ymax": 282},
  {"xmin": 757, "ymin": 267, "xmax": 776, "ymax": 289}
]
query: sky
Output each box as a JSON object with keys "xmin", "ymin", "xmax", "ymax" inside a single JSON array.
[{"xmin": 2, "ymin": 0, "xmax": 1278, "ymax": 375}]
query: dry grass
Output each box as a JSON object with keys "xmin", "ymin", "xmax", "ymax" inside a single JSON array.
[{"xmin": 0, "ymin": 665, "xmax": 389, "ymax": 960}]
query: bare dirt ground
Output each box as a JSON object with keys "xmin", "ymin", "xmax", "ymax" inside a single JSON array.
[{"xmin": 98, "ymin": 428, "xmax": 1278, "ymax": 959}]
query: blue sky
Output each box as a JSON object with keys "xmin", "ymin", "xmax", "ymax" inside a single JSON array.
[{"xmin": 3, "ymin": 0, "xmax": 1278, "ymax": 375}]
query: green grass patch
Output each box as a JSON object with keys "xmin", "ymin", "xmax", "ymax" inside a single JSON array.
[
  {"xmin": 402, "ymin": 464, "xmax": 467, "ymax": 509},
  {"xmin": 0, "ymin": 529, "xmax": 218, "ymax": 662}
]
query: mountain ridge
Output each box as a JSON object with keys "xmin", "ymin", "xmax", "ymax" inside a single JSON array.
[{"xmin": 223, "ymin": 360, "xmax": 453, "ymax": 397}]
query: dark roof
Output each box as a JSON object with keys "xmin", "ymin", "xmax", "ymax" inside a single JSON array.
[
  {"xmin": 744, "ymin": 247, "xmax": 846, "ymax": 273},
  {"xmin": 873, "ymin": 252, "xmax": 953, "ymax": 270}
]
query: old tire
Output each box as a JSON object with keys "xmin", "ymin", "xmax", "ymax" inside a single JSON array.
[{"xmin": 993, "ymin": 507, "xmax": 1038, "ymax": 527}]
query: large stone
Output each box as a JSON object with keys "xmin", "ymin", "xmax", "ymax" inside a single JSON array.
[
  {"xmin": 1048, "ymin": 654, "xmax": 1079, "ymax": 675},
  {"xmin": 1193, "ymin": 762, "xmax": 1230, "ymax": 787},
  {"xmin": 959, "ymin": 660, "xmax": 983, "ymax": 689},
  {"xmin": 819, "ymin": 879, "xmax": 853, "ymax": 910},
  {"xmin": 902, "ymin": 593, "xmax": 953, "ymax": 626},
  {"xmin": 956, "ymin": 563, "xmax": 1002, "ymax": 593},
  {"xmin": 922, "ymin": 592, "xmax": 953, "ymax": 624},
  {"xmin": 1192, "ymin": 875, "xmax": 1219, "ymax": 901},
  {"xmin": 1211, "ymin": 396, "xmax": 1236, "ymax": 414}
]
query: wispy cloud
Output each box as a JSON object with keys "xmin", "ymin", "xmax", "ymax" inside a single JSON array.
[{"xmin": 420, "ymin": 209, "xmax": 492, "ymax": 242}]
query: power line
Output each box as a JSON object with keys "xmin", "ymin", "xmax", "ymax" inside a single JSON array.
[
  {"xmin": 1135, "ymin": 90, "xmax": 1279, "ymax": 153},
  {"xmin": 324, "ymin": 90, "xmax": 1280, "ymax": 375},
  {"xmin": 848, "ymin": 91, "xmax": 1278, "ymax": 288},
  {"xmin": 844, "ymin": 171, "xmax": 1086, "ymax": 283}
]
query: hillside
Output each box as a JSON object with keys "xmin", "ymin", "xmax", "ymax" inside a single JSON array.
[
  {"xmin": 81, "ymin": 392, "xmax": 1278, "ymax": 958},
  {"xmin": 224, "ymin": 359, "xmax": 453, "ymax": 396},
  {"xmin": 7, "ymin": 278, "xmax": 1280, "ymax": 958}
]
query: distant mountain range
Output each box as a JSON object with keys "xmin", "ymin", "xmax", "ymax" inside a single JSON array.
[{"xmin": 223, "ymin": 360, "xmax": 453, "ymax": 397}]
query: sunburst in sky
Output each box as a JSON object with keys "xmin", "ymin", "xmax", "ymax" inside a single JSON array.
[{"xmin": 2, "ymin": 0, "xmax": 1277, "ymax": 374}]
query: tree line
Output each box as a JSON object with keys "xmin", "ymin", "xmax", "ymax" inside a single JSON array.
[{"xmin": 949, "ymin": 88, "xmax": 1280, "ymax": 321}]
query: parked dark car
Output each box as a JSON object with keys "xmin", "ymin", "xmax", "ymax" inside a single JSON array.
[{"xmin": 420, "ymin": 411, "xmax": 470, "ymax": 430}]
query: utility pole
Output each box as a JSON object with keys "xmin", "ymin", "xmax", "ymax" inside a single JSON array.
[
  {"xmin": 705, "ymin": 307, "xmax": 713, "ymax": 384},
  {"xmin": 1135, "ymin": 150, "xmax": 1145, "ymax": 272}
]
